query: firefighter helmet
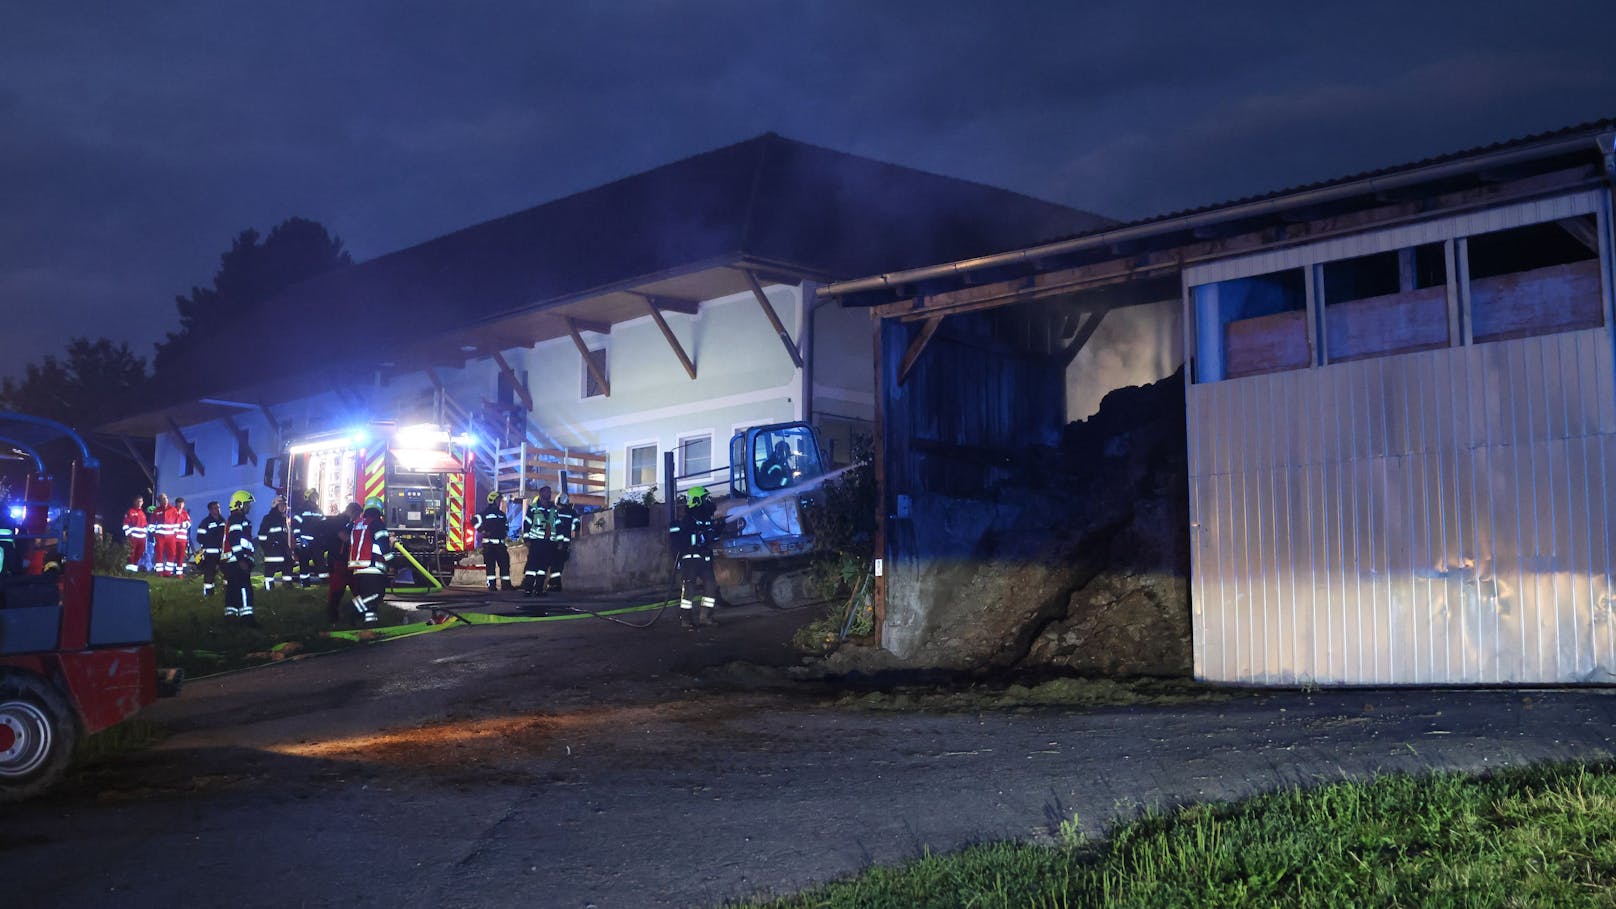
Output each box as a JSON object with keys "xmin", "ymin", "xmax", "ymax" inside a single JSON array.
[
  {"xmin": 686, "ymin": 485, "xmax": 709, "ymax": 506},
  {"xmin": 229, "ymin": 490, "xmax": 254, "ymax": 511},
  {"xmin": 305, "ymin": 488, "xmax": 320, "ymax": 503},
  {"xmin": 487, "ymin": 491, "xmax": 502, "ymax": 504},
  {"xmin": 364, "ymin": 496, "xmax": 384, "ymax": 513}
]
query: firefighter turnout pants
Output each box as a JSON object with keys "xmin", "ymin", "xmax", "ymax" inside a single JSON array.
[
  {"xmin": 222, "ymin": 559, "xmax": 255, "ymax": 619},
  {"xmin": 482, "ymin": 540, "xmax": 511, "ymax": 590},
  {"xmin": 262, "ymin": 543, "xmax": 293, "ymax": 589},
  {"xmin": 522, "ymin": 540, "xmax": 560, "ymax": 593},
  {"xmin": 296, "ymin": 545, "xmax": 326, "ymax": 586},
  {"xmin": 200, "ymin": 553, "xmax": 221, "ymax": 596},
  {"xmin": 678, "ymin": 555, "xmax": 718, "ymax": 624},
  {"xmin": 350, "ymin": 570, "xmax": 384, "ymax": 624}
]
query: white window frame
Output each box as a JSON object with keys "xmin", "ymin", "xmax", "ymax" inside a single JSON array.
[
  {"xmin": 675, "ymin": 430, "xmax": 715, "ymax": 489},
  {"xmin": 624, "ymin": 440, "xmax": 658, "ymax": 490}
]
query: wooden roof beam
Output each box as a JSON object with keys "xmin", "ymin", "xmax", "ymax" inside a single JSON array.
[
  {"xmin": 566, "ymin": 317, "xmax": 612, "ymax": 398},
  {"xmin": 743, "ymin": 269, "xmax": 805, "ymax": 370},
  {"xmin": 120, "ymin": 436, "xmax": 156, "ymax": 488},
  {"xmin": 166, "ymin": 418, "xmax": 205, "ymax": 477},
  {"xmin": 490, "ymin": 351, "xmax": 535, "ymax": 412},
  {"xmin": 217, "ymin": 413, "xmax": 257, "ymax": 466},
  {"xmin": 898, "ymin": 315, "xmax": 944, "ymax": 386},
  {"xmin": 639, "ymin": 296, "xmax": 698, "ymax": 380}
]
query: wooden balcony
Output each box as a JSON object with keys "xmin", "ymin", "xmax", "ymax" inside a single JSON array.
[{"xmin": 496, "ymin": 445, "xmax": 608, "ymax": 508}]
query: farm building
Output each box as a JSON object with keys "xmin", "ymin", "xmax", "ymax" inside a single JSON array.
[
  {"xmin": 103, "ymin": 134, "xmax": 1104, "ymax": 560},
  {"xmin": 824, "ymin": 119, "xmax": 1616, "ymax": 687}
]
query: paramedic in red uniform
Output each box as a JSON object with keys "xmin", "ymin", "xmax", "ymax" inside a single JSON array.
[
  {"xmin": 173, "ymin": 497, "xmax": 193, "ymax": 575},
  {"xmin": 122, "ymin": 495, "xmax": 148, "ymax": 573},
  {"xmin": 152, "ymin": 493, "xmax": 178, "ymax": 576},
  {"xmin": 347, "ymin": 498, "xmax": 394, "ymax": 624}
]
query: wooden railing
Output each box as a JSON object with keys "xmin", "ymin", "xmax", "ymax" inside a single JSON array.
[{"xmin": 496, "ymin": 445, "xmax": 609, "ymax": 508}]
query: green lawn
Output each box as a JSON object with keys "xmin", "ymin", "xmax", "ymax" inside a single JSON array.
[
  {"xmin": 738, "ymin": 762, "xmax": 1616, "ymax": 908},
  {"xmin": 139, "ymin": 574, "xmax": 411, "ymax": 678}
]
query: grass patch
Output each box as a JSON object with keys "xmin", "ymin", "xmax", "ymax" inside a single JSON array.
[
  {"xmin": 139, "ymin": 575, "xmax": 411, "ymax": 678},
  {"xmin": 735, "ymin": 762, "xmax": 1616, "ymax": 908},
  {"xmin": 831, "ymin": 675, "xmax": 1230, "ymax": 713},
  {"xmin": 74, "ymin": 717, "xmax": 167, "ymax": 767}
]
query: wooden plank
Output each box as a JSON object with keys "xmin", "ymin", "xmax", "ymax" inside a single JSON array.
[
  {"xmin": 217, "ymin": 413, "xmax": 257, "ymax": 466},
  {"xmin": 628, "ymin": 291, "xmax": 701, "ymax": 316},
  {"xmin": 643, "ymin": 297, "xmax": 698, "ymax": 380},
  {"xmin": 1223, "ymin": 310, "xmax": 1311, "ymax": 379},
  {"xmin": 566, "ymin": 317, "xmax": 613, "ymax": 336},
  {"xmin": 1057, "ymin": 309, "xmax": 1108, "ymax": 366},
  {"xmin": 1470, "ymin": 259, "xmax": 1604, "ymax": 342},
  {"xmin": 898, "ymin": 315, "xmax": 944, "ymax": 385},
  {"xmin": 490, "ymin": 351, "xmax": 535, "ymax": 412},
  {"xmin": 566, "ymin": 318, "xmax": 611, "ymax": 398},
  {"xmin": 744, "ymin": 269, "xmax": 805, "ymax": 369},
  {"xmin": 1324, "ymin": 286, "xmax": 1449, "ymax": 362},
  {"xmin": 166, "ymin": 417, "xmax": 205, "ymax": 477}
]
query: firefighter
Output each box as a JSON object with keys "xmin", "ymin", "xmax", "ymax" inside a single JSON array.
[
  {"xmin": 121, "ymin": 495, "xmax": 147, "ymax": 573},
  {"xmin": 759, "ymin": 440, "xmax": 793, "ymax": 490},
  {"xmin": 195, "ymin": 500, "xmax": 227, "ymax": 596},
  {"xmin": 173, "ymin": 497, "xmax": 193, "ymax": 576},
  {"xmin": 520, "ymin": 485, "xmax": 562, "ymax": 597},
  {"xmin": 151, "ymin": 493, "xmax": 178, "ymax": 576},
  {"xmin": 293, "ymin": 488, "xmax": 325, "ymax": 587},
  {"xmin": 222, "ymin": 490, "xmax": 257, "ymax": 624},
  {"xmin": 257, "ymin": 495, "xmax": 295, "ymax": 590},
  {"xmin": 474, "ymin": 491, "xmax": 513, "ymax": 592},
  {"xmin": 346, "ymin": 497, "xmax": 393, "ymax": 624},
  {"xmin": 548, "ymin": 490, "xmax": 581, "ymax": 592},
  {"xmin": 324, "ymin": 502, "xmax": 363, "ymax": 622},
  {"xmin": 669, "ymin": 485, "xmax": 719, "ymax": 629},
  {"xmin": 0, "ymin": 500, "xmax": 20, "ymax": 581}
]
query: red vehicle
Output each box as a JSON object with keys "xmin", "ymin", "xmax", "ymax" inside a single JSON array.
[{"xmin": 0, "ymin": 413, "xmax": 165, "ymax": 802}]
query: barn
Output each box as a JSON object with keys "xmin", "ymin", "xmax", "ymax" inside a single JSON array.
[{"xmin": 825, "ymin": 120, "xmax": 1616, "ymax": 686}]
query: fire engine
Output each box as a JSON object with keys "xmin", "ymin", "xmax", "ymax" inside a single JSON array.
[{"xmin": 278, "ymin": 422, "xmax": 478, "ymax": 579}]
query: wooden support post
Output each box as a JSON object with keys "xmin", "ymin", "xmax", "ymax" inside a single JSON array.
[
  {"xmin": 1559, "ymin": 216, "xmax": 1601, "ymax": 253},
  {"xmin": 120, "ymin": 436, "xmax": 156, "ymax": 488},
  {"xmin": 743, "ymin": 270, "xmax": 805, "ymax": 370},
  {"xmin": 898, "ymin": 315, "xmax": 944, "ymax": 385},
  {"xmin": 490, "ymin": 351, "xmax": 535, "ymax": 412},
  {"xmin": 566, "ymin": 318, "xmax": 612, "ymax": 398},
  {"xmin": 640, "ymin": 296, "xmax": 698, "ymax": 380},
  {"xmin": 166, "ymin": 418, "xmax": 205, "ymax": 477},
  {"xmin": 424, "ymin": 367, "xmax": 446, "ymax": 391},
  {"xmin": 1058, "ymin": 309, "xmax": 1109, "ymax": 367},
  {"xmin": 217, "ymin": 413, "xmax": 258, "ymax": 466}
]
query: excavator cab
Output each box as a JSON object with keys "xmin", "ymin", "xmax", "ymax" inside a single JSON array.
[
  {"xmin": 0, "ymin": 412, "xmax": 167, "ymax": 803},
  {"xmin": 715, "ymin": 421, "xmax": 829, "ymax": 609}
]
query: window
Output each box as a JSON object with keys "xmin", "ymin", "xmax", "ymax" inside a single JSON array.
[
  {"xmin": 1467, "ymin": 218, "xmax": 1602, "ymax": 344},
  {"xmin": 752, "ymin": 425, "xmax": 825, "ymax": 491},
  {"xmin": 1193, "ymin": 269, "xmax": 1308, "ymax": 382},
  {"xmin": 1321, "ymin": 244, "xmax": 1449, "ymax": 363},
  {"xmin": 583, "ymin": 348, "xmax": 608, "ymax": 398},
  {"xmin": 233, "ymin": 428, "xmax": 250, "ymax": 467},
  {"xmin": 678, "ymin": 434, "xmax": 712, "ymax": 481},
  {"xmin": 730, "ymin": 433, "xmax": 749, "ymax": 497},
  {"xmin": 627, "ymin": 443, "xmax": 657, "ymax": 487},
  {"xmin": 180, "ymin": 452, "xmax": 196, "ymax": 477}
]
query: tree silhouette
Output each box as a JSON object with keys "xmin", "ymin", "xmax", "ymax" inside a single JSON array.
[
  {"xmin": 154, "ymin": 217, "xmax": 351, "ymax": 373},
  {"xmin": 0, "ymin": 337, "xmax": 149, "ymax": 432}
]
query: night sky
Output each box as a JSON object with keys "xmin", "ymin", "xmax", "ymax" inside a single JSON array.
[{"xmin": 2, "ymin": 1, "xmax": 1612, "ymax": 378}]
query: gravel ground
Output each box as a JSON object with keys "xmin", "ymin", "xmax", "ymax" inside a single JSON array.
[{"xmin": 6, "ymin": 592, "xmax": 1616, "ymax": 909}]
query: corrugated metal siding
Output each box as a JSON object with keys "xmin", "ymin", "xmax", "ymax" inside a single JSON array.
[{"xmin": 1188, "ymin": 327, "xmax": 1616, "ymax": 685}]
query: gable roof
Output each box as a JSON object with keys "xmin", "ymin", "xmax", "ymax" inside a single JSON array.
[{"xmin": 112, "ymin": 133, "xmax": 1106, "ymax": 433}]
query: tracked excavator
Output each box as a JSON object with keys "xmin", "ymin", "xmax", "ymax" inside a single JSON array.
[{"xmin": 711, "ymin": 421, "xmax": 835, "ymax": 610}]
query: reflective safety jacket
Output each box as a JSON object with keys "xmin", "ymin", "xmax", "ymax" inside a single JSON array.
[
  {"xmin": 521, "ymin": 500, "xmax": 564, "ymax": 542},
  {"xmin": 174, "ymin": 507, "xmax": 192, "ymax": 546},
  {"xmin": 225, "ymin": 509, "xmax": 255, "ymax": 566},
  {"xmin": 0, "ymin": 516, "xmax": 19, "ymax": 577},
  {"xmin": 122, "ymin": 507, "xmax": 147, "ymax": 540},
  {"xmin": 196, "ymin": 513, "xmax": 228, "ymax": 556},
  {"xmin": 257, "ymin": 507, "xmax": 293, "ymax": 553},
  {"xmin": 669, "ymin": 502, "xmax": 717, "ymax": 562},
  {"xmin": 474, "ymin": 504, "xmax": 509, "ymax": 543},
  {"xmin": 347, "ymin": 515, "xmax": 395, "ymax": 573},
  {"xmin": 555, "ymin": 500, "xmax": 580, "ymax": 543},
  {"xmin": 293, "ymin": 499, "xmax": 323, "ymax": 547},
  {"xmin": 152, "ymin": 505, "xmax": 179, "ymax": 540}
]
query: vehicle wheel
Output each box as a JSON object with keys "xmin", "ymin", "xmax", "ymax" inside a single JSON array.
[
  {"xmin": 763, "ymin": 569, "xmax": 826, "ymax": 610},
  {"xmin": 0, "ymin": 672, "xmax": 79, "ymax": 804}
]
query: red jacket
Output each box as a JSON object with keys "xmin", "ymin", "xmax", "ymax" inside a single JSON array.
[
  {"xmin": 122, "ymin": 507, "xmax": 148, "ymax": 538},
  {"xmin": 153, "ymin": 505, "xmax": 180, "ymax": 538}
]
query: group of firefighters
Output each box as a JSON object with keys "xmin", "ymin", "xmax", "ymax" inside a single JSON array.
[
  {"xmin": 121, "ymin": 489, "xmax": 395, "ymax": 626},
  {"xmin": 116, "ymin": 478, "xmax": 724, "ymax": 633}
]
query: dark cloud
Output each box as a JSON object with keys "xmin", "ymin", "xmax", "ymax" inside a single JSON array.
[{"xmin": 1, "ymin": 0, "xmax": 1612, "ymax": 376}]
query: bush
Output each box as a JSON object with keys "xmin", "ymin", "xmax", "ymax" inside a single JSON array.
[{"xmin": 797, "ymin": 436, "xmax": 876, "ymax": 648}]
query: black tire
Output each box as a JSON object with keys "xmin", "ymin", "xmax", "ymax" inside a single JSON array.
[{"xmin": 0, "ymin": 671, "xmax": 79, "ymax": 804}]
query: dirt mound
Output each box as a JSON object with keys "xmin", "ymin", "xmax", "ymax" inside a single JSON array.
[{"xmin": 852, "ymin": 370, "xmax": 1192, "ymax": 677}]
